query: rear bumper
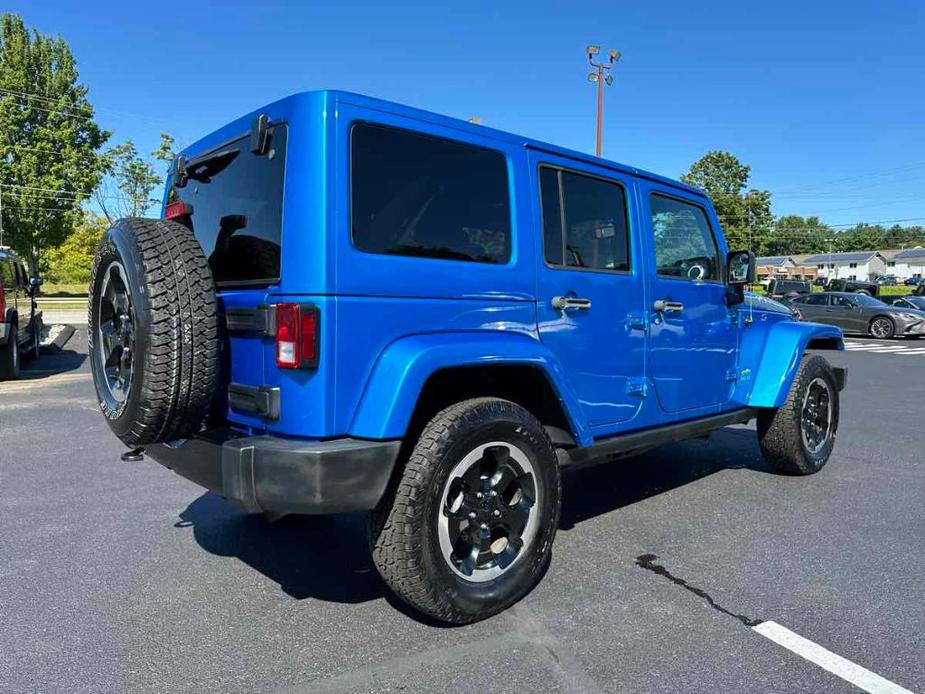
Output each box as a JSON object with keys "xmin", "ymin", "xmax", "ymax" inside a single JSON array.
[{"xmin": 144, "ymin": 429, "xmax": 401, "ymax": 515}]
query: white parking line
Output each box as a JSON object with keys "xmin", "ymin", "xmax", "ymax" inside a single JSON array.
[{"xmin": 753, "ymin": 621, "xmax": 913, "ymax": 694}]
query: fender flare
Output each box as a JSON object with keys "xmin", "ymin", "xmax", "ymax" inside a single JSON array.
[
  {"xmin": 348, "ymin": 331, "xmax": 591, "ymax": 445},
  {"xmin": 744, "ymin": 321, "xmax": 844, "ymax": 408}
]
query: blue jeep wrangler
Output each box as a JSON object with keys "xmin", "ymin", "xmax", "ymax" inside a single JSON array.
[{"xmin": 88, "ymin": 91, "xmax": 846, "ymax": 624}]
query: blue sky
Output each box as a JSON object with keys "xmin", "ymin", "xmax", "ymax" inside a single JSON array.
[{"xmin": 8, "ymin": 0, "xmax": 925, "ymax": 227}]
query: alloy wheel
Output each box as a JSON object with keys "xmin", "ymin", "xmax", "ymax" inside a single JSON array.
[
  {"xmin": 95, "ymin": 261, "xmax": 134, "ymax": 405},
  {"xmin": 800, "ymin": 377, "xmax": 832, "ymax": 454},
  {"xmin": 437, "ymin": 441, "xmax": 540, "ymax": 583}
]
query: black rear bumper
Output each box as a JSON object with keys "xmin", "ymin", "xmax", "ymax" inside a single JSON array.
[{"xmin": 144, "ymin": 429, "xmax": 401, "ymax": 515}]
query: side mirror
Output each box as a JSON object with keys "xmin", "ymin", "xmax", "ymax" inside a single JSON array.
[{"xmin": 726, "ymin": 250, "xmax": 756, "ymax": 285}]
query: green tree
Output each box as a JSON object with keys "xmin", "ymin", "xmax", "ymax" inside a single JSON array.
[
  {"xmin": 43, "ymin": 209, "xmax": 106, "ymax": 283},
  {"xmin": 0, "ymin": 13, "xmax": 108, "ymax": 272},
  {"xmin": 680, "ymin": 151, "xmax": 773, "ymax": 253},
  {"xmin": 95, "ymin": 132, "xmax": 176, "ymax": 222},
  {"xmin": 765, "ymin": 215, "xmax": 831, "ymax": 255}
]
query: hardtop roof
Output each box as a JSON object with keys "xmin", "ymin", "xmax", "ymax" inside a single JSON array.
[{"xmin": 179, "ymin": 89, "xmax": 705, "ymax": 199}]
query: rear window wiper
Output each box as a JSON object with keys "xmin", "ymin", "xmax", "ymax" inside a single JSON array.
[{"xmin": 184, "ymin": 148, "xmax": 241, "ymax": 184}]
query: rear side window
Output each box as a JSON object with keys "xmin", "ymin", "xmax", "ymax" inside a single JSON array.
[
  {"xmin": 0, "ymin": 260, "xmax": 14, "ymax": 291},
  {"xmin": 539, "ymin": 166, "xmax": 630, "ymax": 272},
  {"xmin": 169, "ymin": 125, "xmax": 287, "ymax": 286},
  {"xmin": 351, "ymin": 123, "xmax": 511, "ymax": 264},
  {"xmin": 649, "ymin": 194, "xmax": 720, "ymax": 281},
  {"xmin": 804, "ymin": 294, "xmax": 828, "ymax": 306}
]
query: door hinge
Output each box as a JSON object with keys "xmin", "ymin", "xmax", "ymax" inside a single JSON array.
[
  {"xmin": 626, "ymin": 377, "xmax": 648, "ymax": 397},
  {"xmin": 725, "ymin": 367, "xmax": 739, "ymax": 383}
]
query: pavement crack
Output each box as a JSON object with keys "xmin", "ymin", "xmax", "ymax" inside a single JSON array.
[{"xmin": 635, "ymin": 553, "xmax": 761, "ymax": 627}]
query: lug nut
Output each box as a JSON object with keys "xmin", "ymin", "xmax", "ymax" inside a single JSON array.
[
  {"xmin": 493, "ymin": 510, "xmax": 501, "ymax": 517},
  {"xmin": 489, "ymin": 490, "xmax": 497, "ymax": 497},
  {"xmin": 476, "ymin": 492, "xmax": 483, "ymax": 499},
  {"xmin": 480, "ymin": 523, "xmax": 488, "ymax": 531},
  {"xmin": 468, "ymin": 511, "xmax": 477, "ymax": 520}
]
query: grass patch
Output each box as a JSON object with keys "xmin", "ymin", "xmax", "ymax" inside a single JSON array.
[{"xmin": 38, "ymin": 283, "xmax": 88, "ymax": 298}]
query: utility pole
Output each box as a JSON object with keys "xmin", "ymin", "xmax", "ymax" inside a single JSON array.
[{"xmin": 586, "ymin": 45, "xmax": 621, "ymax": 157}]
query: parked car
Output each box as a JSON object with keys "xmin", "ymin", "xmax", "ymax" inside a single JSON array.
[
  {"xmin": 876, "ymin": 275, "xmax": 898, "ymax": 286},
  {"xmin": 825, "ymin": 278, "xmax": 879, "ymax": 296},
  {"xmin": 0, "ymin": 247, "xmax": 43, "ymax": 380},
  {"xmin": 886, "ymin": 296, "xmax": 925, "ymax": 311},
  {"xmin": 788, "ymin": 291, "xmax": 925, "ymax": 339},
  {"xmin": 86, "ymin": 90, "xmax": 847, "ymax": 624},
  {"xmin": 766, "ymin": 278, "xmax": 811, "ymax": 300},
  {"xmin": 903, "ymin": 274, "xmax": 922, "ymax": 286}
]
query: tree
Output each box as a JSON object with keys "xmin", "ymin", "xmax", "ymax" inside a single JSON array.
[
  {"xmin": 765, "ymin": 215, "xmax": 831, "ymax": 255},
  {"xmin": 43, "ymin": 209, "xmax": 106, "ymax": 283},
  {"xmin": 680, "ymin": 151, "xmax": 773, "ymax": 253},
  {"xmin": 0, "ymin": 13, "xmax": 108, "ymax": 272},
  {"xmin": 94, "ymin": 132, "xmax": 176, "ymax": 223}
]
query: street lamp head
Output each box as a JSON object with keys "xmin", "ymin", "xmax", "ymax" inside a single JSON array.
[
  {"xmin": 587, "ymin": 72, "xmax": 599, "ymax": 82},
  {"xmin": 609, "ymin": 49, "xmax": 622, "ymax": 63},
  {"xmin": 604, "ymin": 74, "xmax": 613, "ymax": 86},
  {"xmin": 587, "ymin": 44, "xmax": 600, "ymax": 57}
]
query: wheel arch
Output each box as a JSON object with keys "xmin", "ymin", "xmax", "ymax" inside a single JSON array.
[
  {"xmin": 348, "ymin": 332, "xmax": 590, "ymax": 446},
  {"xmin": 739, "ymin": 321, "xmax": 844, "ymax": 409}
]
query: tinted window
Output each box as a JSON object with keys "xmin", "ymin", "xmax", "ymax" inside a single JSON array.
[
  {"xmin": 540, "ymin": 167, "xmax": 630, "ymax": 272},
  {"xmin": 351, "ymin": 123, "xmax": 511, "ymax": 264},
  {"xmin": 0, "ymin": 260, "xmax": 14, "ymax": 290},
  {"xmin": 831, "ymin": 295, "xmax": 855, "ymax": 307},
  {"xmin": 649, "ymin": 194, "xmax": 720, "ymax": 281},
  {"xmin": 804, "ymin": 294, "xmax": 829, "ymax": 306},
  {"xmin": 540, "ymin": 167, "xmax": 563, "ymax": 265},
  {"xmin": 169, "ymin": 125, "xmax": 287, "ymax": 285}
]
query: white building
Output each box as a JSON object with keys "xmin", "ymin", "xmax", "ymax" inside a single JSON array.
[
  {"xmin": 802, "ymin": 251, "xmax": 887, "ymax": 281},
  {"xmin": 881, "ymin": 248, "xmax": 925, "ymax": 280}
]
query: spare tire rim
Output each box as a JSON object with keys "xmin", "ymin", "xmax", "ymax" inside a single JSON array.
[
  {"xmin": 96, "ymin": 261, "xmax": 134, "ymax": 404},
  {"xmin": 800, "ymin": 377, "xmax": 832, "ymax": 454},
  {"xmin": 437, "ymin": 441, "xmax": 540, "ymax": 583}
]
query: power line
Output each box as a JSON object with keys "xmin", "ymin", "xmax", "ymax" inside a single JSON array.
[{"xmin": 0, "ymin": 86, "xmax": 172, "ymax": 129}]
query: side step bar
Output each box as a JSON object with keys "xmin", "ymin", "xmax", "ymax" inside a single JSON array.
[{"xmin": 561, "ymin": 408, "xmax": 758, "ymax": 468}]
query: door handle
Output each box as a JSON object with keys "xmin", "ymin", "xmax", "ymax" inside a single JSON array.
[
  {"xmin": 552, "ymin": 296, "xmax": 592, "ymax": 311},
  {"xmin": 653, "ymin": 299, "xmax": 684, "ymax": 313}
]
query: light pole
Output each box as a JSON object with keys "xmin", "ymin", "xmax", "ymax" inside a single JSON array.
[{"xmin": 587, "ymin": 45, "xmax": 621, "ymax": 157}]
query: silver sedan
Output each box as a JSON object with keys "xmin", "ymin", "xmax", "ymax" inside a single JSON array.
[{"xmin": 787, "ymin": 291, "xmax": 925, "ymax": 339}]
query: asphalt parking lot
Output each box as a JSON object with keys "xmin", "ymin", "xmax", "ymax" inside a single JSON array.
[{"xmin": 1, "ymin": 328, "xmax": 922, "ymax": 693}]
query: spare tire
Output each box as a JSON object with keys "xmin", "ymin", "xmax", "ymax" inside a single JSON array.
[{"xmin": 88, "ymin": 218, "xmax": 220, "ymax": 447}]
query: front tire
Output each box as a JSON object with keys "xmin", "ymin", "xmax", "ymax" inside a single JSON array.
[
  {"xmin": 869, "ymin": 316, "xmax": 895, "ymax": 339},
  {"xmin": 370, "ymin": 398, "xmax": 561, "ymax": 624},
  {"xmin": 757, "ymin": 355, "xmax": 839, "ymax": 475}
]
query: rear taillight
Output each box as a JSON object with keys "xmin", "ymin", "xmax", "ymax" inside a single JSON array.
[
  {"xmin": 164, "ymin": 200, "xmax": 193, "ymax": 220},
  {"xmin": 275, "ymin": 303, "xmax": 319, "ymax": 369}
]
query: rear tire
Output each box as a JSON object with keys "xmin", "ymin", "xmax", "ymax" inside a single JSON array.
[
  {"xmin": 88, "ymin": 217, "xmax": 220, "ymax": 447},
  {"xmin": 757, "ymin": 355, "xmax": 839, "ymax": 475},
  {"xmin": 370, "ymin": 398, "xmax": 561, "ymax": 624},
  {"xmin": 0, "ymin": 326, "xmax": 20, "ymax": 380}
]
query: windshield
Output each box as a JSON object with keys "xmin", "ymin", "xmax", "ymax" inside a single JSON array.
[{"xmin": 904, "ymin": 296, "xmax": 925, "ymax": 309}]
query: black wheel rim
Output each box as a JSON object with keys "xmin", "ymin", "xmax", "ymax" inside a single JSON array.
[
  {"xmin": 800, "ymin": 377, "xmax": 832, "ymax": 454},
  {"xmin": 95, "ymin": 261, "xmax": 134, "ymax": 405},
  {"xmin": 437, "ymin": 441, "xmax": 539, "ymax": 582}
]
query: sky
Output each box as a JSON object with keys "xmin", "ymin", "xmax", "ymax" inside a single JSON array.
[{"xmin": 7, "ymin": 0, "xmax": 925, "ymax": 229}]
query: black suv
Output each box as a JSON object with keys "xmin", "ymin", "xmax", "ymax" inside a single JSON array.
[
  {"xmin": 766, "ymin": 278, "xmax": 811, "ymax": 300},
  {"xmin": 0, "ymin": 247, "xmax": 43, "ymax": 380},
  {"xmin": 826, "ymin": 278, "xmax": 879, "ymax": 296}
]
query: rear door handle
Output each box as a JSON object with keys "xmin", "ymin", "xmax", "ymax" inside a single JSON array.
[
  {"xmin": 552, "ymin": 296, "xmax": 592, "ymax": 311},
  {"xmin": 653, "ymin": 299, "xmax": 684, "ymax": 313}
]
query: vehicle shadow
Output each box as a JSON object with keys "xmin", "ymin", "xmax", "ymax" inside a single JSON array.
[
  {"xmin": 559, "ymin": 425, "xmax": 771, "ymax": 528},
  {"xmin": 176, "ymin": 425, "xmax": 770, "ymax": 610},
  {"xmin": 20, "ymin": 324, "xmax": 88, "ymax": 378}
]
